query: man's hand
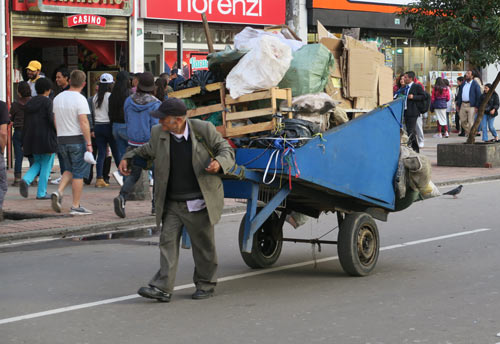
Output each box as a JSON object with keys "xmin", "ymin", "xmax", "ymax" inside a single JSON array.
[
  {"xmin": 205, "ymin": 159, "xmax": 221, "ymax": 174},
  {"xmin": 119, "ymin": 159, "xmax": 131, "ymax": 176},
  {"xmin": 490, "ymin": 109, "xmax": 495, "ymax": 115},
  {"xmin": 408, "ymin": 94, "xmax": 414, "ymax": 100}
]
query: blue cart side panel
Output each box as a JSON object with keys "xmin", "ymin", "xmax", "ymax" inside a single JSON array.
[{"xmin": 234, "ymin": 99, "xmax": 404, "ymax": 210}]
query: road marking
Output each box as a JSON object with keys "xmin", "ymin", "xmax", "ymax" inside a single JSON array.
[{"xmin": 0, "ymin": 228, "xmax": 492, "ymax": 326}]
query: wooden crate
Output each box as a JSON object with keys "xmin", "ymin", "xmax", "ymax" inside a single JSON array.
[
  {"xmin": 169, "ymin": 82, "xmax": 226, "ymax": 135},
  {"xmin": 224, "ymin": 87, "xmax": 292, "ymax": 137}
]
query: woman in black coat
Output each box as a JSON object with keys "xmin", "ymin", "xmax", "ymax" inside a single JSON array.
[
  {"xmin": 479, "ymin": 83, "xmax": 500, "ymax": 142},
  {"xmin": 19, "ymin": 78, "xmax": 58, "ymax": 199}
]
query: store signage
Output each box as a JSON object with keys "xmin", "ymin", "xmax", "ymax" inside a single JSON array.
[
  {"xmin": 311, "ymin": 0, "xmax": 409, "ymax": 13},
  {"xmin": 66, "ymin": 14, "xmax": 107, "ymax": 27},
  {"xmin": 145, "ymin": 0, "xmax": 285, "ymax": 26},
  {"xmin": 190, "ymin": 53, "xmax": 209, "ymax": 74},
  {"xmin": 19, "ymin": 0, "xmax": 132, "ymax": 16}
]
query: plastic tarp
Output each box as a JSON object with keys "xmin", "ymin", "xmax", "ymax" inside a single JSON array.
[
  {"xmin": 234, "ymin": 27, "xmax": 305, "ymax": 52},
  {"xmin": 279, "ymin": 44, "xmax": 335, "ymax": 97},
  {"xmin": 226, "ymin": 35, "xmax": 292, "ymax": 99}
]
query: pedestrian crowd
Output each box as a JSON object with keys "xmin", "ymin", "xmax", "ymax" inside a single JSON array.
[
  {"xmin": 394, "ymin": 68, "xmax": 500, "ymax": 148},
  {"xmin": 0, "ymin": 60, "xmax": 183, "ymax": 220}
]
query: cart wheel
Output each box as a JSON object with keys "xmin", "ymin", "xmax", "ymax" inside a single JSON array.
[
  {"xmin": 238, "ymin": 210, "xmax": 283, "ymax": 269},
  {"xmin": 337, "ymin": 212, "xmax": 379, "ymax": 276}
]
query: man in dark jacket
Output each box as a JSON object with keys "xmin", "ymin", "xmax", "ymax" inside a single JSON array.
[
  {"xmin": 403, "ymin": 71, "xmax": 426, "ymax": 153},
  {"xmin": 19, "ymin": 78, "xmax": 57, "ymax": 200},
  {"xmin": 122, "ymin": 98, "xmax": 235, "ymax": 302},
  {"xmin": 456, "ymin": 70, "xmax": 482, "ymax": 136}
]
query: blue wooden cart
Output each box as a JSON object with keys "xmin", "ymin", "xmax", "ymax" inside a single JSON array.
[{"xmin": 220, "ymin": 98, "xmax": 406, "ymax": 276}]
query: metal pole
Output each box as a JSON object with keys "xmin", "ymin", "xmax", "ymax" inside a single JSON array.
[
  {"xmin": 177, "ymin": 21, "xmax": 183, "ymax": 75},
  {"xmin": 130, "ymin": 0, "xmax": 137, "ymax": 72}
]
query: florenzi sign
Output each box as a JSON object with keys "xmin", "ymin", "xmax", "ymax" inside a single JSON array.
[
  {"xmin": 145, "ymin": 0, "xmax": 285, "ymax": 25},
  {"xmin": 66, "ymin": 14, "xmax": 107, "ymax": 27},
  {"xmin": 24, "ymin": 0, "xmax": 132, "ymax": 16}
]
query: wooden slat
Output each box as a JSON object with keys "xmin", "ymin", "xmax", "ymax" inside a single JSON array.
[
  {"xmin": 169, "ymin": 82, "xmax": 224, "ymax": 99},
  {"xmin": 274, "ymin": 88, "xmax": 291, "ymax": 100},
  {"xmin": 226, "ymin": 108, "xmax": 273, "ymax": 121},
  {"xmin": 187, "ymin": 103, "xmax": 224, "ymax": 118},
  {"xmin": 225, "ymin": 89, "xmax": 272, "ymax": 105},
  {"xmin": 225, "ymin": 122, "xmax": 274, "ymax": 137}
]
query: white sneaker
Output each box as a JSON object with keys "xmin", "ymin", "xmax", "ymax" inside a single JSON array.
[
  {"xmin": 50, "ymin": 176, "xmax": 62, "ymax": 185},
  {"xmin": 418, "ymin": 142, "xmax": 424, "ymax": 148},
  {"xmin": 112, "ymin": 171, "xmax": 124, "ymax": 186},
  {"xmin": 70, "ymin": 206, "xmax": 93, "ymax": 215},
  {"xmin": 444, "ymin": 131, "xmax": 449, "ymax": 138},
  {"xmin": 433, "ymin": 133, "xmax": 442, "ymax": 138}
]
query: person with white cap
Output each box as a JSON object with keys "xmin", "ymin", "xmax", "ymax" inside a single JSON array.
[
  {"xmin": 91, "ymin": 73, "xmax": 121, "ymax": 188},
  {"xmin": 25, "ymin": 60, "xmax": 43, "ymax": 97}
]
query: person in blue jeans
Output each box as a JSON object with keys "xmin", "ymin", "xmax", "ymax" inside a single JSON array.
[
  {"xmin": 92, "ymin": 73, "xmax": 120, "ymax": 187},
  {"xmin": 9, "ymin": 81, "xmax": 33, "ymax": 186},
  {"xmin": 114, "ymin": 72, "xmax": 160, "ymax": 218},
  {"xmin": 480, "ymin": 83, "xmax": 500, "ymax": 142},
  {"xmin": 19, "ymin": 78, "xmax": 57, "ymax": 200},
  {"xmin": 109, "ymin": 71, "xmax": 130, "ymax": 186}
]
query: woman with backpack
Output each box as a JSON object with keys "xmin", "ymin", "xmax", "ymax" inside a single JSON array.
[
  {"xmin": 480, "ymin": 83, "xmax": 499, "ymax": 142},
  {"xmin": 431, "ymin": 77, "xmax": 450, "ymax": 138}
]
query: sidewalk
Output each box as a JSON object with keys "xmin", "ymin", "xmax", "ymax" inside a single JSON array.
[{"xmin": 1, "ymin": 133, "xmax": 499, "ymax": 243}]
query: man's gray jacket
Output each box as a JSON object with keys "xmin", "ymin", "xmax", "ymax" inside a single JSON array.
[{"xmin": 123, "ymin": 119, "xmax": 235, "ymax": 227}]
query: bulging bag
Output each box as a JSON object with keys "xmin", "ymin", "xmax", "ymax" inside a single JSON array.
[{"xmin": 226, "ymin": 35, "xmax": 292, "ymax": 99}]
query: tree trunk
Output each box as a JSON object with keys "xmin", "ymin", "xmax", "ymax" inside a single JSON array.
[{"xmin": 467, "ymin": 71, "xmax": 500, "ymax": 144}]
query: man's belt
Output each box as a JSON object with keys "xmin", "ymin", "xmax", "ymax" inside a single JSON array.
[{"xmin": 462, "ymin": 101, "xmax": 470, "ymax": 103}]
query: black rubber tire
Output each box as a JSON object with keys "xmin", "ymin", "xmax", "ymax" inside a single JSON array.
[
  {"xmin": 238, "ymin": 210, "xmax": 283, "ymax": 269},
  {"xmin": 337, "ymin": 212, "xmax": 379, "ymax": 276}
]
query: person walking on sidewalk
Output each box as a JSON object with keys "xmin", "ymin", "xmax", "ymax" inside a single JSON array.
[
  {"xmin": 113, "ymin": 72, "xmax": 160, "ymax": 218},
  {"xmin": 431, "ymin": 77, "xmax": 451, "ymax": 138},
  {"xmin": 108, "ymin": 71, "xmax": 130, "ymax": 186},
  {"xmin": 479, "ymin": 83, "xmax": 500, "ymax": 142},
  {"xmin": 456, "ymin": 70, "xmax": 482, "ymax": 137},
  {"xmin": 455, "ymin": 76, "xmax": 464, "ymax": 135},
  {"xmin": 19, "ymin": 78, "xmax": 57, "ymax": 200},
  {"xmin": 0, "ymin": 101, "xmax": 9, "ymax": 221},
  {"xmin": 51, "ymin": 70, "xmax": 93, "ymax": 215},
  {"xmin": 403, "ymin": 71, "xmax": 426, "ymax": 153},
  {"xmin": 92, "ymin": 73, "xmax": 120, "ymax": 188},
  {"xmin": 126, "ymin": 98, "xmax": 235, "ymax": 302},
  {"xmin": 9, "ymin": 81, "xmax": 33, "ymax": 186}
]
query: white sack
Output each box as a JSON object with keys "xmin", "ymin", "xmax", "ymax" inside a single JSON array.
[
  {"xmin": 226, "ymin": 35, "xmax": 292, "ymax": 99},
  {"xmin": 234, "ymin": 27, "xmax": 305, "ymax": 52}
]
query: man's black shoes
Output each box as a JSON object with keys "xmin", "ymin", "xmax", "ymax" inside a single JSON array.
[
  {"xmin": 137, "ymin": 286, "xmax": 172, "ymax": 302},
  {"xmin": 113, "ymin": 195, "xmax": 126, "ymax": 218},
  {"xmin": 192, "ymin": 289, "xmax": 214, "ymax": 300}
]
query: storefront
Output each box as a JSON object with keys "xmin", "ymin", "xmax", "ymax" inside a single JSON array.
[
  {"xmin": 9, "ymin": 0, "xmax": 132, "ymax": 99},
  {"xmin": 308, "ymin": 0, "xmax": 465, "ymax": 86},
  {"xmin": 140, "ymin": 0, "xmax": 287, "ymax": 77}
]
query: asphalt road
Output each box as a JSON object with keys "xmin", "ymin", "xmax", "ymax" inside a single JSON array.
[{"xmin": 1, "ymin": 181, "xmax": 500, "ymax": 344}]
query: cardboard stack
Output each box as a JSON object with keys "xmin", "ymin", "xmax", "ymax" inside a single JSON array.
[{"xmin": 318, "ymin": 21, "xmax": 393, "ymax": 113}]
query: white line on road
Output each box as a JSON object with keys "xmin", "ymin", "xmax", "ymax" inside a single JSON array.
[{"xmin": 0, "ymin": 228, "xmax": 492, "ymax": 326}]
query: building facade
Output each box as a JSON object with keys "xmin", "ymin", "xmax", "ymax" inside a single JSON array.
[{"xmin": 136, "ymin": 0, "xmax": 287, "ymax": 77}]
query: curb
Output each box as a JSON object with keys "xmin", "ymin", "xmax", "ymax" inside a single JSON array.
[
  {"xmin": 0, "ymin": 203, "xmax": 248, "ymax": 245},
  {"xmin": 2, "ymin": 175, "xmax": 500, "ymax": 245},
  {"xmin": 434, "ymin": 174, "xmax": 500, "ymax": 187}
]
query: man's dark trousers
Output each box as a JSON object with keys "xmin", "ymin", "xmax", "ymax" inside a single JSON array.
[
  {"xmin": 149, "ymin": 200, "xmax": 217, "ymax": 293},
  {"xmin": 405, "ymin": 114, "xmax": 420, "ymax": 153}
]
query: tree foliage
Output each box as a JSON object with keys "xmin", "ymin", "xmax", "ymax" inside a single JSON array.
[{"xmin": 400, "ymin": 0, "xmax": 500, "ymax": 68}]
